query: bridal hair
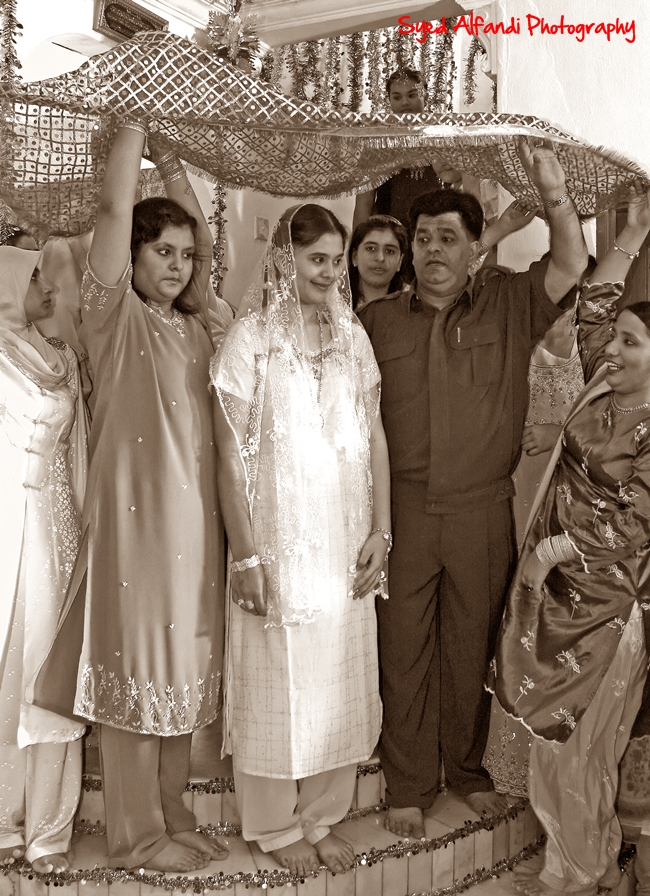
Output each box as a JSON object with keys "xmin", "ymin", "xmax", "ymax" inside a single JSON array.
[{"xmin": 289, "ymin": 203, "xmax": 348, "ymax": 250}]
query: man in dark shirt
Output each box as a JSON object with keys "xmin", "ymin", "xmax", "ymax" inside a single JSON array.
[{"xmin": 359, "ymin": 139, "xmax": 587, "ymax": 838}]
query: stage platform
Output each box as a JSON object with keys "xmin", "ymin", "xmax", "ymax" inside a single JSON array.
[{"xmin": 0, "ymin": 723, "xmax": 637, "ymax": 896}]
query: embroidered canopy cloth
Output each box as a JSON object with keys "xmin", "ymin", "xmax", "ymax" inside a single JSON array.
[{"xmin": 1, "ymin": 32, "xmax": 648, "ymax": 236}]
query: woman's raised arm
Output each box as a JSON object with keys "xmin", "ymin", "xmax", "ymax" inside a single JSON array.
[
  {"xmin": 89, "ymin": 122, "xmax": 145, "ymax": 286},
  {"xmin": 148, "ymin": 136, "xmax": 214, "ymax": 302}
]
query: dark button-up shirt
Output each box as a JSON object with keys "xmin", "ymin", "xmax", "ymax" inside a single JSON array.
[{"xmin": 359, "ymin": 259, "xmax": 563, "ymax": 513}]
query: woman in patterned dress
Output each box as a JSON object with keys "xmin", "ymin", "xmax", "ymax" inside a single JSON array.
[
  {"xmin": 488, "ymin": 183, "xmax": 650, "ymax": 896},
  {"xmin": 34, "ymin": 122, "xmax": 228, "ymax": 873},
  {"xmin": 0, "ymin": 245, "xmax": 87, "ymax": 873},
  {"xmin": 211, "ymin": 204, "xmax": 390, "ymax": 879}
]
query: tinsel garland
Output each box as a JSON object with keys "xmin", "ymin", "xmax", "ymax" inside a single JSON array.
[
  {"xmin": 323, "ymin": 36, "xmax": 341, "ymax": 110},
  {"xmin": 346, "ymin": 32, "xmax": 365, "ymax": 113},
  {"xmin": 2, "ymin": 804, "xmax": 540, "ymax": 892},
  {"xmin": 430, "ymin": 22, "xmax": 457, "ymax": 108},
  {"xmin": 208, "ymin": 182, "xmax": 228, "ymax": 299},
  {"xmin": 382, "ymin": 26, "xmax": 395, "ymax": 84},
  {"xmin": 420, "ymin": 29, "xmax": 435, "ymax": 111},
  {"xmin": 0, "ymin": 0, "xmax": 21, "ymax": 82},
  {"xmin": 463, "ymin": 36, "xmax": 486, "ymax": 107},
  {"xmin": 0, "ymin": 0, "xmax": 21, "ymax": 195},
  {"xmin": 445, "ymin": 22, "xmax": 458, "ymax": 111},
  {"xmin": 305, "ymin": 40, "xmax": 323, "ymax": 106},
  {"xmin": 365, "ymin": 29, "xmax": 383, "ymax": 114},
  {"xmin": 286, "ymin": 41, "xmax": 306, "ymax": 100}
]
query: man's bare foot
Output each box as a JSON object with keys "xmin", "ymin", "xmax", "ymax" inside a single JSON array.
[
  {"xmin": 0, "ymin": 847, "xmax": 24, "ymax": 866},
  {"xmin": 314, "ymin": 833, "xmax": 355, "ymax": 874},
  {"xmin": 464, "ymin": 790, "xmax": 509, "ymax": 816},
  {"xmin": 31, "ymin": 853, "xmax": 69, "ymax": 874},
  {"xmin": 145, "ymin": 841, "xmax": 210, "ymax": 873},
  {"xmin": 172, "ymin": 831, "xmax": 228, "ymax": 861},
  {"xmin": 384, "ymin": 806, "xmax": 426, "ymax": 840},
  {"xmin": 271, "ymin": 838, "xmax": 320, "ymax": 877}
]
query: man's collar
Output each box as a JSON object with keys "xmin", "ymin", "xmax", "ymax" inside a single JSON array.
[{"xmin": 404, "ymin": 276, "xmax": 475, "ymax": 313}]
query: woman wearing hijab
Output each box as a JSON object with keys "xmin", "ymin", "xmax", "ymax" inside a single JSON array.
[
  {"xmin": 0, "ymin": 245, "xmax": 87, "ymax": 873},
  {"xmin": 211, "ymin": 204, "xmax": 390, "ymax": 878}
]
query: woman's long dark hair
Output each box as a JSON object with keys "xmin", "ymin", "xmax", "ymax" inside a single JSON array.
[
  {"xmin": 131, "ymin": 198, "xmax": 200, "ymax": 315},
  {"xmin": 289, "ymin": 203, "xmax": 348, "ymax": 249},
  {"xmin": 348, "ymin": 215, "xmax": 409, "ymax": 308}
]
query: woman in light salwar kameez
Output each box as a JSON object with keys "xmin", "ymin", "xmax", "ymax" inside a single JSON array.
[
  {"xmin": 0, "ymin": 245, "xmax": 87, "ymax": 873},
  {"xmin": 488, "ymin": 184, "xmax": 650, "ymax": 896},
  {"xmin": 211, "ymin": 204, "xmax": 390, "ymax": 879}
]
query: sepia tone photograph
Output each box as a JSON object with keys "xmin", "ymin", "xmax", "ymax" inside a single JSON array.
[{"xmin": 0, "ymin": 1, "xmax": 649, "ymax": 894}]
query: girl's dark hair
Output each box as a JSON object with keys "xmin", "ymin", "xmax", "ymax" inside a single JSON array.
[
  {"xmin": 289, "ymin": 204, "xmax": 348, "ymax": 250},
  {"xmin": 348, "ymin": 215, "xmax": 409, "ymax": 306},
  {"xmin": 386, "ymin": 68, "xmax": 424, "ymax": 95},
  {"xmin": 131, "ymin": 197, "xmax": 200, "ymax": 315},
  {"xmin": 623, "ymin": 301, "xmax": 650, "ymax": 333}
]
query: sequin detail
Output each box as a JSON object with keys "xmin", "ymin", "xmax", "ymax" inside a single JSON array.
[{"xmin": 74, "ymin": 665, "xmax": 221, "ymax": 735}]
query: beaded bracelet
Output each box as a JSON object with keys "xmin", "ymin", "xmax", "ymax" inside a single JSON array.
[
  {"xmin": 231, "ymin": 554, "xmax": 261, "ymax": 573},
  {"xmin": 156, "ymin": 151, "xmax": 186, "ymax": 185},
  {"xmin": 613, "ymin": 238, "xmax": 640, "ymax": 261},
  {"xmin": 120, "ymin": 116, "xmax": 148, "ymax": 136},
  {"xmin": 543, "ymin": 191, "xmax": 569, "ymax": 209},
  {"xmin": 370, "ymin": 528, "xmax": 393, "ymax": 553}
]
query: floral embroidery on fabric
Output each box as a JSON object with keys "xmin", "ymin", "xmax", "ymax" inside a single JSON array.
[
  {"xmin": 618, "ymin": 482, "xmax": 639, "ymax": 504},
  {"xmin": 607, "ymin": 564, "xmax": 624, "ymax": 580},
  {"xmin": 592, "ymin": 497, "xmax": 606, "ymax": 522},
  {"xmin": 607, "ymin": 617, "xmax": 626, "ymax": 634},
  {"xmin": 551, "ymin": 707, "xmax": 577, "ymax": 730},
  {"xmin": 520, "ymin": 630, "xmax": 536, "ymax": 651},
  {"xmin": 556, "ymin": 650, "xmax": 581, "ymax": 673},
  {"xmin": 635, "ymin": 421, "xmax": 648, "ymax": 447},
  {"xmin": 569, "ymin": 589, "xmax": 582, "ymax": 618},
  {"xmin": 604, "ymin": 521, "xmax": 623, "ymax": 550},
  {"xmin": 612, "ymin": 678, "xmax": 626, "ymax": 697},
  {"xmin": 557, "ymin": 484, "xmax": 573, "ymax": 504},
  {"xmin": 515, "ymin": 675, "xmax": 535, "ymax": 704},
  {"xmin": 583, "ymin": 298, "xmax": 614, "ymax": 319},
  {"xmin": 75, "ymin": 663, "xmax": 221, "ymax": 734},
  {"xmin": 581, "ymin": 446, "xmax": 592, "ymax": 475}
]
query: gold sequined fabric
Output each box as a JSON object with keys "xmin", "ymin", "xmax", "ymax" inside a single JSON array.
[{"xmin": 1, "ymin": 32, "xmax": 648, "ymax": 236}]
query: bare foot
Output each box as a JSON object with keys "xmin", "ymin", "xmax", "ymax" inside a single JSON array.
[
  {"xmin": 172, "ymin": 831, "xmax": 228, "ymax": 861},
  {"xmin": 513, "ymin": 872, "xmax": 590, "ymax": 896},
  {"xmin": 464, "ymin": 790, "xmax": 509, "ymax": 816},
  {"xmin": 384, "ymin": 806, "xmax": 426, "ymax": 840},
  {"xmin": 145, "ymin": 840, "xmax": 210, "ymax": 873},
  {"xmin": 0, "ymin": 846, "xmax": 24, "ymax": 866},
  {"xmin": 514, "ymin": 852, "xmax": 544, "ymax": 880},
  {"xmin": 271, "ymin": 838, "xmax": 320, "ymax": 877},
  {"xmin": 314, "ymin": 833, "xmax": 355, "ymax": 874},
  {"xmin": 31, "ymin": 853, "xmax": 69, "ymax": 874},
  {"xmin": 598, "ymin": 861, "xmax": 622, "ymax": 891}
]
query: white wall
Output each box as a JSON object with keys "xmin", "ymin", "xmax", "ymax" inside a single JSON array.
[{"xmin": 493, "ymin": 0, "xmax": 647, "ymax": 270}]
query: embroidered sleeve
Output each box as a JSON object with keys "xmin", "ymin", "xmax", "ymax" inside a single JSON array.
[
  {"xmin": 81, "ymin": 260, "xmax": 132, "ymax": 327},
  {"xmin": 210, "ymin": 318, "xmax": 257, "ymax": 405},
  {"xmin": 565, "ymin": 430, "xmax": 650, "ymax": 571},
  {"xmin": 578, "ymin": 280, "xmax": 624, "ymax": 383}
]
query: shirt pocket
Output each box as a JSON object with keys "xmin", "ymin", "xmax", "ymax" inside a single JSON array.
[
  {"xmin": 450, "ymin": 322, "xmax": 502, "ymax": 387},
  {"xmin": 372, "ymin": 336, "xmax": 421, "ymax": 403}
]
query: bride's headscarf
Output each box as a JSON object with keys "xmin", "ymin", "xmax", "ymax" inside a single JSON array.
[
  {"xmin": 0, "ymin": 246, "xmax": 71, "ymax": 387},
  {"xmin": 211, "ymin": 204, "xmax": 381, "ymax": 628}
]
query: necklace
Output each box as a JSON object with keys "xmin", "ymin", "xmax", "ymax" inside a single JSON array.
[
  {"xmin": 316, "ymin": 310, "xmax": 325, "ymax": 405},
  {"xmin": 145, "ymin": 302, "xmax": 186, "ymax": 337},
  {"xmin": 610, "ymin": 393, "xmax": 650, "ymax": 414}
]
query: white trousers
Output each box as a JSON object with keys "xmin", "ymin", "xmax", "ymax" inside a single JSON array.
[
  {"xmin": 0, "ymin": 741, "xmax": 81, "ymax": 863},
  {"xmin": 233, "ymin": 764, "xmax": 357, "ymax": 852},
  {"xmin": 530, "ymin": 602, "xmax": 647, "ymax": 894}
]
